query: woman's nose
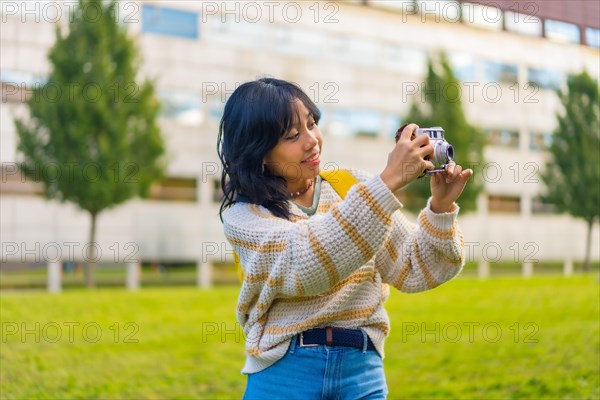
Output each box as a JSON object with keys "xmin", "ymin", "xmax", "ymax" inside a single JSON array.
[{"xmin": 304, "ymin": 130, "xmax": 319, "ymax": 149}]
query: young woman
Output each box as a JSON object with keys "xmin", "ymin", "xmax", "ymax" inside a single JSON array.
[{"xmin": 217, "ymin": 78, "xmax": 472, "ymax": 399}]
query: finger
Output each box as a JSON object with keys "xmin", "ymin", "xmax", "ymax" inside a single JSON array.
[
  {"xmin": 399, "ymin": 123, "xmax": 419, "ymax": 143},
  {"xmin": 419, "ymin": 144, "xmax": 434, "ymax": 158},
  {"xmin": 423, "ymin": 160, "xmax": 435, "ymax": 172},
  {"xmin": 412, "ymin": 133, "xmax": 430, "ymax": 147},
  {"xmin": 445, "ymin": 161, "xmax": 456, "ymax": 175},
  {"xmin": 460, "ymin": 169, "xmax": 473, "ymax": 182},
  {"xmin": 446, "ymin": 165, "xmax": 462, "ymax": 183},
  {"xmin": 452, "ymin": 169, "xmax": 472, "ymax": 186},
  {"xmin": 454, "ymin": 165, "xmax": 463, "ymax": 179}
]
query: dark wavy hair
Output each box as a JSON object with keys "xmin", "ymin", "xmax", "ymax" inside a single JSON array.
[{"xmin": 217, "ymin": 78, "xmax": 321, "ymax": 221}]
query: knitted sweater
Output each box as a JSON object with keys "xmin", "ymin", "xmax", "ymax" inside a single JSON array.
[{"xmin": 222, "ymin": 169, "xmax": 465, "ymax": 374}]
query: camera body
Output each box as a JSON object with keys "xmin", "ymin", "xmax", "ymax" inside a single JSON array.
[
  {"xmin": 414, "ymin": 127, "xmax": 454, "ymax": 173},
  {"xmin": 395, "ymin": 124, "xmax": 454, "ymax": 176}
]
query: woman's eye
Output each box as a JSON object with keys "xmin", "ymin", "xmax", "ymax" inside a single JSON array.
[{"xmin": 287, "ymin": 132, "xmax": 300, "ymax": 140}]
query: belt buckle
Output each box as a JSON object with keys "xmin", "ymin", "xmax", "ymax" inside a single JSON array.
[{"xmin": 299, "ymin": 332, "xmax": 319, "ymax": 347}]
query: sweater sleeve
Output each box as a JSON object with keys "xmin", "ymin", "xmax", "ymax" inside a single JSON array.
[
  {"xmin": 223, "ymin": 174, "xmax": 401, "ymax": 301},
  {"xmin": 374, "ymin": 197, "xmax": 465, "ymax": 293}
]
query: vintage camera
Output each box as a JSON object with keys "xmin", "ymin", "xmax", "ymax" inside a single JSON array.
[{"xmin": 395, "ymin": 125, "xmax": 454, "ymax": 176}]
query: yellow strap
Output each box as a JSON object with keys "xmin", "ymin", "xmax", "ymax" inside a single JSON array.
[
  {"xmin": 234, "ymin": 169, "xmax": 358, "ymax": 283},
  {"xmin": 234, "ymin": 252, "xmax": 244, "ymax": 282},
  {"xmin": 319, "ymin": 169, "xmax": 359, "ymax": 199}
]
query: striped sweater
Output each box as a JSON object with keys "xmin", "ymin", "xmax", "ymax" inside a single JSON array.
[{"xmin": 222, "ymin": 169, "xmax": 465, "ymax": 374}]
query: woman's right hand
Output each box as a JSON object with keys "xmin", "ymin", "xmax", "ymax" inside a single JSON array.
[{"xmin": 380, "ymin": 123, "xmax": 435, "ymax": 192}]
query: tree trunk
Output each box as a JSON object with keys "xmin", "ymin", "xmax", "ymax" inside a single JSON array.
[
  {"xmin": 85, "ymin": 211, "xmax": 98, "ymax": 288},
  {"xmin": 583, "ymin": 218, "xmax": 593, "ymax": 272}
]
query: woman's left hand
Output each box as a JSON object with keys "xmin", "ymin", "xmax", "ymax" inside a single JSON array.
[{"xmin": 429, "ymin": 161, "xmax": 473, "ymax": 213}]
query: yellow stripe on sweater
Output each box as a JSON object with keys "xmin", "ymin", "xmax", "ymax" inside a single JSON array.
[
  {"xmin": 357, "ymin": 184, "xmax": 392, "ymax": 226},
  {"xmin": 307, "ymin": 227, "xmax": 339, "ymax": 286},
  {"xmin": 331, "ymin": 205, "xmax": 372, "ymax": 261},
  {"xmin": 294, "ymin": 274, "xmax": 306, "ymax": 296},
  {"xmin": 264, "ymin": 304, "xmax": 380, "ymax": 335},
  {"xmin": 317, "ymin": 203, "xmax": 334, "ymax": 213},
  {"xmin": 384, "ymin": 239, "xmax": 399, "ymax": 263},
  {"xmin": 413, "ymin": 237, "xmax": 438, "ymax": 289},
  {"xmin": 247, "ymin": 316, "xmax": 268, "ymax": 356},
  {"xmin": 243, "ymin": 272, "xmax": 270, "ymax": 284},
  {"xmin": 419, "ymin": 212, "xmax": 456, "ymax": 240},
  {"xmin": 364, "ymin": 321, "xmax": 390, "ymax": 335},
  {"xmin": 392, "ymin": 259, "xmax": 412, "ymax": 290},
  {"xmin": 278, "ymin": 269, "xmax": 374, "ymax": 304},
  {"xmin": 236, "ymin": 293, "xmax": 258, "ymax": 314}
]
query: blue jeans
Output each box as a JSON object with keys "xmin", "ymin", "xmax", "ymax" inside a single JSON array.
[{"xmin": 243, "ymin": 334, "xmax": 388, "ymax": 400}]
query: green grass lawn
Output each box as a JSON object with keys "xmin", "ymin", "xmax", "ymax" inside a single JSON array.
[{"xmin": 1, "ymin": 276, "xmax": 598, "ymax": 399}]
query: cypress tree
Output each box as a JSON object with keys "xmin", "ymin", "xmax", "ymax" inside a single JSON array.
[{"xmin": 402, "ymin": 53, "xmax": 486, "ymax": 213}]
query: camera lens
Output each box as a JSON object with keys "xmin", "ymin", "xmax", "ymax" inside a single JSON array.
[{"xmin": 446, "ymin": 145, "xmax": 454, "ymax": 161}]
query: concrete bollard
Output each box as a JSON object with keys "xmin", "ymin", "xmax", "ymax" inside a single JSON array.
[
  {"xmin": 47, "ymin": 261, "xmax": 62, "ymax": 293},
  {"xmin": 198, "ymin": 260, "xmax": 212, "ymax": 288},
  {"xmin": 563, "ymin": 259, "xmax": 574, "ymax": 276},
  {"xmin": 126, "ymin": 261, "xmax": 140, "ymax": 291},
  {"xmin": 522, "ymin": 262, "xmax": 533, "ymax": 278},
  {"xmin": 477, "ymin": 260, "xmax": 490, "ymax": 279}
]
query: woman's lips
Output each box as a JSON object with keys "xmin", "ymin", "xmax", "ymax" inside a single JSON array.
[
  {"xmin": 302, "ymin": 153, "xmax": 320, "ymax": 166},
  {"xmin": 303, "ymin": 158, "xmax": 320, "ymax": 167}
]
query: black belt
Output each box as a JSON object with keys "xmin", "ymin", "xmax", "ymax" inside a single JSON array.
[{"xmin": 298, "ymin": 327, "xmax": 376, "ymax": 350}]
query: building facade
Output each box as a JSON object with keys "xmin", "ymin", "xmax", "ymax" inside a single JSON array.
[{"xmin": 1, "ymin": 0, "xmax": 599, "ymax": 280}]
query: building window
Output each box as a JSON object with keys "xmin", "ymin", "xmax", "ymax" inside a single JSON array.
[
  {"xmin": 142, "ymin": 5, "xmax": 199, "ymax": 39},
  {"xmin": 2, "ymin": 82, "xmax": 29, "ymax": 103},
  {"xmin": 149, "ymin": 177, "xmax": 197, "ymax": 202},
  {"xmin": 207, "ymin": 98, "xmax": 225, "ymax": 125},
  {"xmin": 484, "ymin": 61, "xmax": 518, "ymax": 85},
  {"xmin": 209, "ymin": 19, "xmax": 266, "ymax": 50},
  {"xmin": 529, "ymin": 132, "xmax": 553, "ymax": 151},
  {"xmin": 486, "ymin": 128, "xmax": 519, "ymax": 148},
  {"xmin": 324, "ymin": 109, "xmax": 382, "ymax": 138},
  {"xmin": 0, "ymin": 70, "xmax": 46, "ymax": 87},
  {"xmin": 545, "ymin": 19, "xmax": 580, "ymax": 44},
  {"xmin": 461, "ymin": 2, "xmax": 503, "ymax": 31},
  {"xmin": 350, "ymin": 38, "xmax": 382, "ymax": 67},
  {"xmin": 586, "ymin": 27, "xmax": 600, "ymax": 49},
  {"xmin": 488, "ymin": 195, "xmax": 521, "ymax": 213},
  {"xmin": 0, "ymin": 164, "xmax": 43, "ymax": 196},
  {"xmin": 449, "ymin": 53, "xmax": 477, "ymax": 81},
  {"xmin": 531, "ymin": 197, "xmax": 556, "ymax": 214},
  {"xmin": 383, "ymin": 44, "xmax": 427, "ymax": 75},
  {"xmin": 272, "ymin": 25, "xmax": 324, "ymax": 57},
  {"xmin": 504, "ymin": 11, "xmax": 542, "ymax": 37},
  {"xmin": 158, "ymin": 90, "xmax": 203, "ymax": 126},
  {"xmin": 0, "ymin": 70, "xmax": 46, "ymax": 102},
  {"xmin": 333, "ymin": 36, "xmax": 381, "ymax": 68},
  {"xmin": 384, "ymin": 115, "xmax": 403, "ymax": 139},
  {"xmin": 527, "ymin": 68, "xmax": 562, "ymax": 90}
]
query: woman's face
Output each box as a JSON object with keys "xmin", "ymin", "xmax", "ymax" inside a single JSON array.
[{"xmin": 263, "ymin": 99, "xmax": 322, "ymax": 189}]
